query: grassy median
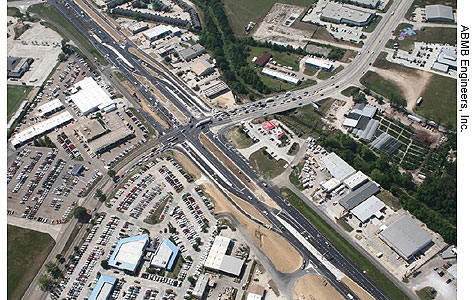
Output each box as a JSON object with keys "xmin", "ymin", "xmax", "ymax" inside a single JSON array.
[{"xmin": 280, "ymin": 188, "xmax": 410, "ymax": 300}]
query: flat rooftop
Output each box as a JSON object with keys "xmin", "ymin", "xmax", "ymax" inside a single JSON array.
[
  {"xmin": 320, "ymin": 152, "xmax": 356, "ymax": 181},
  {"xmin": 321, "ymin": 2, "xmax": 375, "ymax": 23},
  {"xmin": 109, "ymin": 234, "xmax": 149, "ymax": 272}
]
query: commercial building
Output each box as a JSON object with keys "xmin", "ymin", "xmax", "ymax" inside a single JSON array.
[
  {"xmin": 320, "ymin": 152, "xmax": 356, "ymax": 181},
  {"xmin": 85, "ymin": 114, "xmax": 135, "ymax": 155},
  {"xmin": 350, "ymin": 195, "xmax": 385, "ymax": 222},
  {"xmin": 261, "ymin": 68, "xmax": 300, "ymax": 85},
  {"xmin": 305, "ymin": 57, "xmax": 333, "ymax": 71},
  {"xmin": 343, "ymin": 171, "xmax": 368, "ymax": 191},
  {"xmin": 178, "ymin": 44, "xmax": 205, "ymax": 61},
  {"xmin": 425, "ymin": 5, "xmax": 454, "ymax": 22},
  {"xmin": 262, "ymin": 121, "xmax": 285, "ymax": 139},
  {"xmin": 37, "ymin": 99, "xmax": 64, "ymax": 117},
  {"xmin": 254, "ymin": 53, "xmax": 272, "ymax": 67},
  {"xmin": 150, "ymin": 238, "xmax": 179, "ymax": 271},
  {"xmin": 344, "ymin": 0, "xmax": 380, "ymax": 8},
  {"xmin": 7, "ymin": 56, "xmax": 34, "ymax": 78},
  {"xmin": 321, "ymin": 3, "xmax": 376, "ymax": 26},
  {"xmin": 143, "ymin": 25, "xmax": 181, "ymax": 41},
  {"xmin": 192, "ymin": 274, "xmax": 209, "ymax": 299},
  {"xmin": 128, "ymin": 22, "xmax": 149, "ymax": 34},
  {"xmin": 432, "ymin": 47, "xmax": 457, "ymax": 73},
  {"xmin": 247, "ymin": 284, "xmax": 265, "ymax": 300},
  {"xmin": 203, "ymin": 81, "xmax": 230, "ymax": 99},
  {"xmin": 379, "ymin": 216, "xmax": 432, "ymax": 261},
  {"xmin": 69, "ymin": 77, "xmax": 116, "ymax": 116},
  {"xmin": 339, "ymin": 181, "xmax": 379, "ymax": 210},
  {"xmin": 204, "ymin": 236, "xmax": 245, "ymax": 277},
  {"xmin": 191, "ymin": 60, "xmax": 215, "ymax": 76},
  {"xmin": 320, "ymin": 178, "xmax": 341, "ymax": 193},
  {"xmin": 11, "ymin": 111, "xmax": 74, "ymax": 148},
  {"xmin": 88, "ymin": 275, "xmax": 117, "ymax": 300},
  {"xmin": 108, "ymin": 234, "xmax": 149, "ymax": 273},
  {"xmin": 343, "ymin": 103, "xmax": 379, "ymax": 141}
]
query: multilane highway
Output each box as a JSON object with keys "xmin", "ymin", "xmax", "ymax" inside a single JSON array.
[{"xmin": 22, "ymin": 0, "xmax": 417, "ymax": 299}]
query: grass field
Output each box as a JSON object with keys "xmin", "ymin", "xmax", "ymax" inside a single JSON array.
[
  {"xmin": 249, "ymin": 147, "xmax": 287, "ymax": 179},
  {"xmin": 8, "ymin": 85, "xmax": 33, "ymax": 121},
  {"xmin": 386, "ymin": 23, "xmax": 457, "ymax": 51},
  {"xmin": 360, "ymin": 71, "xmax": 404, "ymax": 100},
  {"xmin": 317, "ymin": 65, "xmax": 344, "ymax": 80},
  {"xmin": 416, "ymin": 75, "xmax": 456, "ymax": 127},
  {"xmin": 248, "ymin": 46, "xmax": 301, "ymax": 71},
  {"xmin": 341, "ymin": 86, "xmax": 359, "ymax": 97},
  {"xmin": 223, "ymin": 0, "xmax": 315, "ymax": 36},
  {"xmin": 362, "ymin": 15, "xmax": 381, "ymax": 33},
  {"xmin": 416, "ymin": 286, "xmax": 437, "ymax": 300},
  {"xmin": 28, "ymin": 3, "xmax": 108, "ymax": 66},
  {"xmin": 303, "ymin": 66, "xmax": 318, "ymax": 76},
  {"xmin": 280, "ymin": 188, "xmax": 411, "ymax": 300},
  {"xmin": 226, "ymin": 126, "xmax": 256, "ymax": 149},
  {"xmin": 8, "ymin": 225, "xmax": 55, "ymax": 300},
  {"xmin": 8, "ymin": 7, "xmax": 22, "ymax": 18}
]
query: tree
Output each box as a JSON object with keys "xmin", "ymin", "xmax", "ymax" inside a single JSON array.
[
  {"xmin": 107, "ymin": 169, "xmax": 116, "ymax": 178},
  {"xmin": 188, "ymin": 276, "xmax": 196, "ymax": 285},
  {"xmin": 164, "ymin": 56, "xmax": 171, "ymax": 63},
  {"xmin": 38, "ymin": 274, "xmax": 54, "ymax": 291},
  {"xmin": 101, "ymin": 260, "xmax": 110, "ymax": 270},
  {"xmin": 55, "ymin": 254, "xmax": 62, "ymax": 261},
  {"xmin": 95, "ymin": 189, "xmax": 105, "ymax": 201},
  {"xmin": 73, "ymin": 206, "xmax": 90, "ymax": 223}
]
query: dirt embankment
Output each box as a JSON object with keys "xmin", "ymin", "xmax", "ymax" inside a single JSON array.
[
  {"xmin": 341, "ymin": 277, "xmax": 376, "ymax": 300},
  {"xmin": 199, "ymin": 133, "xmax": 281, "ymax": 210},
  {"xmin": 293, "ymin": 274, "xmax": 345, "ymax": 300},
  {"xmin": 168, "ymin": 149, "xmax": 202, "ymax": 180},
  {"xmin": 201, "ymin": 183, "xmax": 302, "ymax": 273}
]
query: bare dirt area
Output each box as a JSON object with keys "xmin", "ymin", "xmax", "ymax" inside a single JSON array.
[
  {"xmin": 341, "ymin": 277, "xmax": 375, "ymax": 300},
  {"xmin": 227, "ymin": 193, "xmax": 268, "ymax": 224},
  {"xmin": 202, "ymin": 183, "xmax": 302, "ymax": 273},
  {"xmin": 252, "ymin": 3, "xmax": 312, "ymax": 49},
  {"xmin": 293, "ymin": 274, "xmax": 345, "ymax": 300},
  {"xmin": 210, "ymin": 91, "xmax": 236, "ymax": 109},
  {"xmin": 168, "ymin": 149, "xmax": 202, "ymax": 180},
  {"xmin": 199, "ymin": 133, "xmax": 280, "ymax": 210},
  {"xmin": 372, "ymin": 67, "xmax": 433, "ymax": 110}
]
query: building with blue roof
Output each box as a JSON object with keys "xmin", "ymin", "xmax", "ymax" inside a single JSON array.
[
  {"xmin": 108, "ymin": 234, "xmax": 149, "ymax": 273},
  {"xmin": 150, "ymin": 238, "xmax": 179, "ymax": 271},
  {"xmin": 88, "ymin": 275, "xmax": 117, "ymax": 300}
]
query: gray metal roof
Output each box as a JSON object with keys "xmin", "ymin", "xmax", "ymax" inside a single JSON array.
[
  {"xmin": 321, "ymin": 3, "xmax": 375, "ymax": 24},
  {"xmin": 192, "ymin": 274, "xmax": 209, "ymax": 297},
  {"xmin": 351, "ymin": 0, "xmax": 379, "ymax": 7},
  {"xmin": 370, "ymin": 133, "xmax": 402, "ymax": 155},
  {"xmin": 352, "ymin": 103, "xmax": 377, "ymax": 118},
  {"xmin": 436, "ymin": 48, "xmax": 457, "ymax": 68},
  {"xmin": 339, "ymin": 181, "xmax": 379, "ymax": 210},
  {"xmin": 379, "ymin": 216, "xmax": 432, "ymax": 260},
  {"xmin": 356, "ymin": 119, "xmax": 379, "ymax": 141},
  {"xmin": 219, "ymin": 255, "xmax": 244, "ymax": 276},
  {"xmin": 432, "ymin": 62, "xmax": 449, "ymax": 73},
  {"xmin": 351, "ymin": 195, "xmax": 385, "ymax": 222},
  {"xmin": 425, "ymin": 5, "xmax": 454, "ymax": 21},
  {"xmin": 320, "ymin": 152, "xmax": 356, "ymax": 181}
]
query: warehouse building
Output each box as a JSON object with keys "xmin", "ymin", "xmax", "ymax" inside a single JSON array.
[
  {"xmin": 178, "ymin": 44, "xmax": 205, "ymax": 61},
  {"xmin": 247, "ymin": 284, "xmax": 265, "ymax": 300},
  {"xmin": 7, "ymin": 56, "xmax": 34, "ymax": 78},
  {"xmin": 203, "ymin": 81, "xmax": 230, "ymax": 99},
  {"xmin": 37, "ymin": 99, "xmax": 64, "ymax": 117},
  {"xmin": 108, "ymin": 234, "xmax": 149, "ymax": 273},
  {"xmin": 69, "ymin": 77, "xmax": 116, "ymax": 116},
  {"xmin": 88, "ymin": 275, "xmax": 117, "ymax": 300},
  {"xmin": 321, "ymin": 3, "xmax": 376, "ymax": 26},
  {"xmin": 254, "ymin": 52, "xmax": 272, "ymax": 67},
  {"xmin": 320, "ymin": 178, "xmax": 341, "ymax": 193},
  {"xmin": 128, "ymin": 22, "xmax": 149, "ymax": 34},
  {"xmin": 339, "ymin": 181, "xmax": 380, "ymax": 211},
  {"xmin": 192, "ymin": 274, "xmax": 210, "ymax": 299},
  {"xmin": 343, "ymin": 103, "xmax": 379, "ymax": 141},
  {"xmin": 85, "ymin": 114, "xmax": 135, "ymax": 155},
  {"xmin": 150, "ymin": 238, "xmax": 179, "ymax": 271},
  {"xmin": 204, "ymin": 236, "xmax": 245, "ymax": 277},
  {"xmin": 425, "ymin": 5, "xmax": 454, "ymax": 22},
  {"xmin": 262, "ymin": 68, "xmax": 300, "ymax": 85},
  {"xmin": 432, "ymin": 47, "xmax": 457, "ymax": 73},
  {"xmin": 11, "ymin": 111, "xmax": 73, "ymax": 148},
  {"xmin": 191, "ymin": 60, "xmax": 215, "ymax": 76},
  {"xmin": 344, "ymin": 0, "xmax": 380, "ymax": 8},
  {"xmin": 343, "ymin": 171, "xmax": 368, "ymax": 191},
  {"xmin": 350, "ymin": 195, "xmax": 385, "ymax": 222},
  {"xmin": 143, "ymin": 25, "xmax": 181, "ymax": 41},
  {"xmin": 379, "ymin": 216, "xmax": 432, "ymax": 261},
  {"xmin": 305, "ymin": 57, "xmax": 333, "ymax": 71},
  {"xmin": 320, "ymin": 152, "xmax": 356, "ymax": 181}
]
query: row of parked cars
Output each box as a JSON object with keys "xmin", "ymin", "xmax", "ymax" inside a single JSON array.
[
  {"xmin": 159, "ymin": 165, "xmax": 184, "ymax": 193},
  {"xmin": 117, "ymin": 174, "xmax": 155, "ymax": 212},
  {"xmin": 77, "ymin": 170, "xmax": 102, "ymax": 198},
  {"xmin": 130, "ymin": 182, "xmax": 164, "ymax": 219},
  {"xmin": 7, "ymin": 148, "xmax": 30, "ymax": 184},
  {"xmin": 12, "ymin": 151, "xmax": 42, "ymax": 194},
  {"xmin": 57, "ymin": 132, "xmax": 83, "ymax": 160},
  {"xmin": 171, "ymin": 206, "xmax": 200, "ymax": 245},
  {"xmin": 182, "ymin": 193, "xmax": 208, "ymax": 230}
]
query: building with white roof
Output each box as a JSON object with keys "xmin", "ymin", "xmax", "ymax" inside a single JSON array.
[
  {"xmin": 191, "ymin": 60, "xmax": 215, "ymax": 76},
  {"xmin": 320, "ymin": 178, "xmax": 341, "ymax": 193},
  {"xmin": 143, "ymin": 25, "xmax": 181, "ymax": 41},
  {"xmin": 432, "ymin": 47, "xmax": 457, "ymax": 73},
  {"xmin": 343, "ymin": 171, "xmax": 369, "ymax": 191},
  {"xmin": 262, "ymin": 68, "xmax": 300, "ymax": 85},
  {"xmin": 11, "ymin": 111, "xmax": 73, "ymax": 148},
  {"xmin": 350, "ymin": 195, "xmax": 385, "ymax": 222},
  {"xmin": 320, "ymin": 152, "xmax": 356, "ymax": 181},
  {"xmin": 150, "ymin": 238, "xmax": 179, "ymax": 271},
  {"xmin": 379, "ymin": 216, "xmax": 432, "ymax": 261},
  {"xmin": 305, "ymin": 57, "xmax": 333, "ymax": 71},
  {"xmin": 128, "ymin": 22, "xmax": 149, "ymax": 34},
  {"xmin": 321, "ymin": 3, "xmax": 376, "ymax": 26},
  {"xmin": 425, "ymin": 5, "xmax": 454, "ymax": 22},
  {"xmin": 346, "ymin": 0, "xmax": 380, "ymax": 8},
  {"xmin": 70, "ymin": 77, "xmax": 115, "ymax": 116},
  {"xmin": 37, "ymin": 98, "xmax": 64, "ymax": 117},
  {"xmin": 192, "ymin": 274, "xmax": 209, "ymax": 299},
  {"xmin": 88, "ymin": 275, "xmax": 117, "ymax": 300},
  {"xmin": 108, "ymin": 234, "xmax": 149, "ymax": 273},
  {"xmin": 204, "ymin": 236, "xmax": 244, "ymax": 277}
]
